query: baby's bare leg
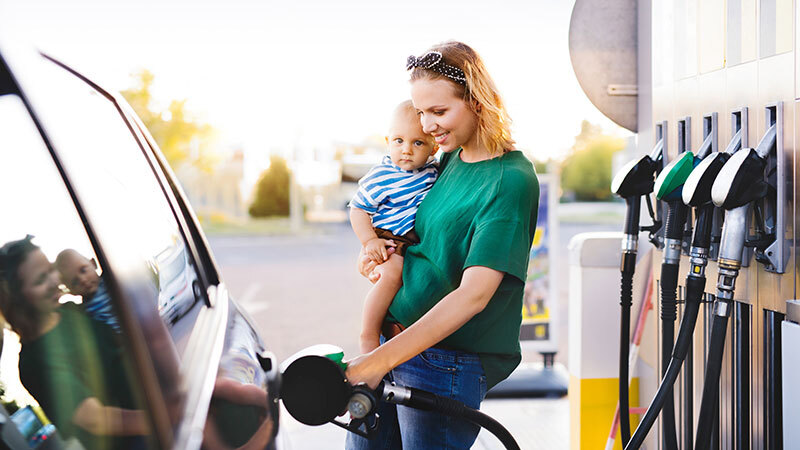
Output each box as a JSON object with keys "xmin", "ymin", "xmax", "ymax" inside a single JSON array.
[{"xmin": 359, "ymin": 254, "xmax": 404, "ymax": 353}]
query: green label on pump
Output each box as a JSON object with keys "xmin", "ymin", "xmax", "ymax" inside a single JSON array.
[{"xmin": 655, "ymin": 151, "xmax": 695, "ymax": 200}]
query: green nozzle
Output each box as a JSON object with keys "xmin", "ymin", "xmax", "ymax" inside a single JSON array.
[
  {"xmin": 654, "ymin": 151, "xmax": 695, "ymax": 200},
  {"xmin": 325, "ymin": 350, "xmax": 348, "ymax": 372},
  {"xmin": 281, "ymin": 344, "xmax": 348, "ymax": 372}
]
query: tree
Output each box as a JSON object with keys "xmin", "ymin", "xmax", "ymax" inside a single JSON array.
[
  {"xmin": 560, "ymin": 121, "xmax": 625, "ymax": 201},
  {"xmin": 120, "ymin": 70, "xmax": 216, "ymax": 171},
  {"xmin": 249, "ymin": 156, "xmax": 291, "ymax": 217}
]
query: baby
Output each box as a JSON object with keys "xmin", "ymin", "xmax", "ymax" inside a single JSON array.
[
  {"xmin": 55, "ymin": 249, "xmax": 121, "ymax": 333},
  {"xmin": 349, "ymin": 100, "xmax": 438, "ymax": 353}
]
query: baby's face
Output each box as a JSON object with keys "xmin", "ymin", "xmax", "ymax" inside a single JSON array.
[
  {"xmin": 58, "ymin": 255, "xmax": 100, "ymax": 297},
  {"xmin": 387, "ymin": 112, "xmax": 436, "ymax": 171}
]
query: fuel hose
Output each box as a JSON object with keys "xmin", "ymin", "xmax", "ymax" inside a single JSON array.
[
  {"xmin": 624, "ymin": 202, "xmax": 713, "ymax": 449},
  {"xmin": 379, "ymin": 383, "xmax": 521, "ymax": 450},
  {"xmin": 658, "ymin": 200, "xmax": 688, "ymax": 450},
  {"xmin": 618, "ymin": 196, "xmax": 641, "ymax": 446},
  {"xmin": 694, "ymin": 310, "xmax": 730, "ymax": 450}
]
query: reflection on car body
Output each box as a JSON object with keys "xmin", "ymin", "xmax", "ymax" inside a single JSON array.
[{"xmin": 155, "ymin": 239, "xmax": 199, "ymax": 324}]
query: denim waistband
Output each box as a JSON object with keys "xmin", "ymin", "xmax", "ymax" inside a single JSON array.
[{"xmin": 422, "ymin": 345, "xmax": 481, "ymax": 364}]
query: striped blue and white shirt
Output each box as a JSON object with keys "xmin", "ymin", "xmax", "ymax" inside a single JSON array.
[
  {"xmin": 83, "ymin": 278, "xmax": 121, "ymax": 333},
  {"xmin": 349, "ymin": 156, "xmax": 438, "ymax": 236}
]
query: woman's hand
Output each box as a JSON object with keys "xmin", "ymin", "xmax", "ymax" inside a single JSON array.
[{"xmin": 345, "ymin": 352, "xmax": 390, "ymax": 390}]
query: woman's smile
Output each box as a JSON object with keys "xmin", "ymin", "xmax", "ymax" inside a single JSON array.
[{"xmin": 434, "ymin": 132, "xmax": 450, "ymax": 144}]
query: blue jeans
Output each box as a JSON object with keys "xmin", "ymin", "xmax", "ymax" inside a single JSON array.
[{"xmin": 345, "ymin": 344, "xmax": 488, "ymax": 450}]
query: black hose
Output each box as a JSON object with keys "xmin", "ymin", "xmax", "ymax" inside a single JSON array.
[
  {"xmin": 619, "ymin": 265, "xmax": 634, "ymax": 446},
  {"xmin": 659, "ymin": 201, "xmax": 687, "ymax": 450},
  {"xmin": 625, "ymin": 274, "xmax": 704, "ymax": 449},
  {"xmin": 406, "ymin": 387, "xmax": 520, "ymax": 450},
  {"xmin": 618, "ymin": 195, "xmax": 641, "ymax": 446},
  {"xmin": 695, "ymin": 311, "xmax": 730, "ymax": 450},
  {"xmin": 659, "ymin": 261, "xmax": 680, "ymax": 450}
]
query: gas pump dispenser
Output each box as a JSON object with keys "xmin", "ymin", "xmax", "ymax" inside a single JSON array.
[
  {"xmin": 610, "ymin": 139, "xmax": 664, "ymax": 446},
  {"xmin": 625, "ymin": 120, "xmax": 740, "ymax": 450},
  {"xmin": 693, "ymin": 121, "xmax": 778, "ymax": 450},
  {"xmin": 278, "ymin": 345, "xmax": 522, "ymax": 450}
]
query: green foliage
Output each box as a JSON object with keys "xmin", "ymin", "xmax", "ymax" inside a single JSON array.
[
  {"xmin": 249, "ymin": 156, "xmax": 291, "ymax": 217},
  {"xmin": 120, "ymin": 70, "xmax": 216, "ymax": 171},
  {"xmin": 561, "ymin": 121, "xmax": 625, "ymax": 201}
]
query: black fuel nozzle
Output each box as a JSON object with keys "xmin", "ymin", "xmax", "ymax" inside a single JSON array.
[
  {"xmin": 711, "ymin": 148, "xmax": 769, "ymax": 210},
  {"xmin": 611, "ymin": 152, "xmax": 663, "ymax": 248},
  {"xmin": 611, "ymin": 154, "xmax": 658, "ymax": 199},
  {"xmin": 279, "ymin": 347, "xmax": 381, "ymax": 439}
]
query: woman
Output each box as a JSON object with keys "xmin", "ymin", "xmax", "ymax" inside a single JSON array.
[
  {"xmin": 0, "ymin": 236, "xmax": 148, "ymax": 449},
  {"xmin": 345, "ymin": 41, "xmax": 539, "ymax": 449}
]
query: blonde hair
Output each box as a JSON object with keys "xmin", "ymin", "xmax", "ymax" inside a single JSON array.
[{"xmin": 410, "ymin": 41, "xmax": 514, "ymax": 156}]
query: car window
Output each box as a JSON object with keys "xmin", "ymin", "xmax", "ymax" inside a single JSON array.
[
  {"xmin": 22, "ymin": 57, "xmax": 205, "ymax": 351},
  {"xmin": 0, "ymin": 93, "xmax": 154, "ymax": 448}
]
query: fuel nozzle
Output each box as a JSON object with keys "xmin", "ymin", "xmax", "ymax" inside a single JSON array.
[
  {"xmin": 654, "ymin": 150, "xmax": 696, "ymax": 202},
  {"xmin": 611, "ymin": 154, "xmax": 658, "ymax": 198},
  {"xmin": 682, "ymin": 152, "xmax": 730, "ymax": 207},
  {"xmin": 710, "ymin": 148, "xmax": 769, "ymax": 210},
  {"xmin": 279, "ymin": 346, "xmax": 380, "ymax": 438}
]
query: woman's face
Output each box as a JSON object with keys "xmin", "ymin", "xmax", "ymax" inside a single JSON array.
[
  {"xmin": 17, "ymin": 249, "xmax": 62, "ymax": 313},
  {"xmin": 411, "ymin": 78, "xmax": 479, "ymax": 153}
]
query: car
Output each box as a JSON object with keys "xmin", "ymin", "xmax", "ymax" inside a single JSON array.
[
  {"xmin": 154, "ymin": 240, "xmax": 200, "ymax": 325},
  {"xmin": 0, "ymin": 38, "xmax": 281, "ymax": 449}
]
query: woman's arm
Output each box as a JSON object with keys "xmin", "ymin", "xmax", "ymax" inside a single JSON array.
[
  {"xmin": 345, "ymin": 265, "xmax": 504, "ymax": 389},
  {"xmin": 72, "ymin": 397, "xmax": 149, "ymax": 436}
]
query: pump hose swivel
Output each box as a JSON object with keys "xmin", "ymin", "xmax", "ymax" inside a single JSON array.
[{"xmin": 625, "ymin": 203, "xmax": 714, "ymax": 450}]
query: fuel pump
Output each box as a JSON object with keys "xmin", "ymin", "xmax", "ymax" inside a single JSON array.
[
  {"xmin": 625, "ymin": 124, "xmax": 741, "ymax": 450},
  {"xmin": 649, "ymin": 146, "xmax": 698, "ymax": 450},
  {"xmin": 279, "ymin": 345, "xmax": 521, "ymax": 450},
  {"xmin": 610, "ymin": 140, "xmax": 664, "ymax": 446},
  {"xmin": 693, "ymin": 123, "xmax": 777, "ymax": 450}
]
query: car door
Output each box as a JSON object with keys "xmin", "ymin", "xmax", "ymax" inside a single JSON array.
[{"xmin": 0, "ymin": 41, "xmax": 277, "ymax": 449}]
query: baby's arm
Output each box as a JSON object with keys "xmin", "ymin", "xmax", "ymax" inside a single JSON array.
[
  {"xmin": 360, "ymin": 254, "xmax": 404, "ymax": 353},
  {"xmin": 349, "ymin": 208, "xmax": 394, "ymax": 263}
]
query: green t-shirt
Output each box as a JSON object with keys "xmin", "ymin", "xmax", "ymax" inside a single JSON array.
[
  {"xmin": 19, "ymin": 303, "xmax": 138, "ymax": 449},
  {"xmin": 388, "ymin": 148, "xmax": 539, "ymax": 388}
]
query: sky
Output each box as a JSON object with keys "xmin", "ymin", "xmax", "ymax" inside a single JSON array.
[{"xmin": 1, "ymin": 0, "xmax": 628, "ymax": 185}]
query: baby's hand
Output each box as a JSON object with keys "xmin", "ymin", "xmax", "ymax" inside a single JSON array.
[{"xmin": 364, "ymin": 238, "xmax": 395, "ymax": 263}]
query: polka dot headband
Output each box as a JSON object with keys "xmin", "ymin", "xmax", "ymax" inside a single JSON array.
[{"xmin": 406, "ymin": 51, "xmax": 467, "ymax": 86}]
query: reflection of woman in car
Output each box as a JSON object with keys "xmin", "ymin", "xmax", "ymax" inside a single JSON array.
[
  {"xmin": 0, "ymin": 236, "xmax": 149, "ymax": 448},
  {"xmin": 345, "ymin": 42, "xmax": 539, "ymax": 449}
]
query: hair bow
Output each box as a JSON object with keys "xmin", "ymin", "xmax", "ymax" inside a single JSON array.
[
  {"xmin": 406, "ymin": 51, "xmax": 443, "ymax": 70},
  {"xmin": 405, "ymin": 51, "xmax": 467, "ymax": 85}
]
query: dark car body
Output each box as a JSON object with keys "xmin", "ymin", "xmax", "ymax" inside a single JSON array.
[{"xmin": 0, "ymin": 42, "xmax": 280, "ymax": 449}]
